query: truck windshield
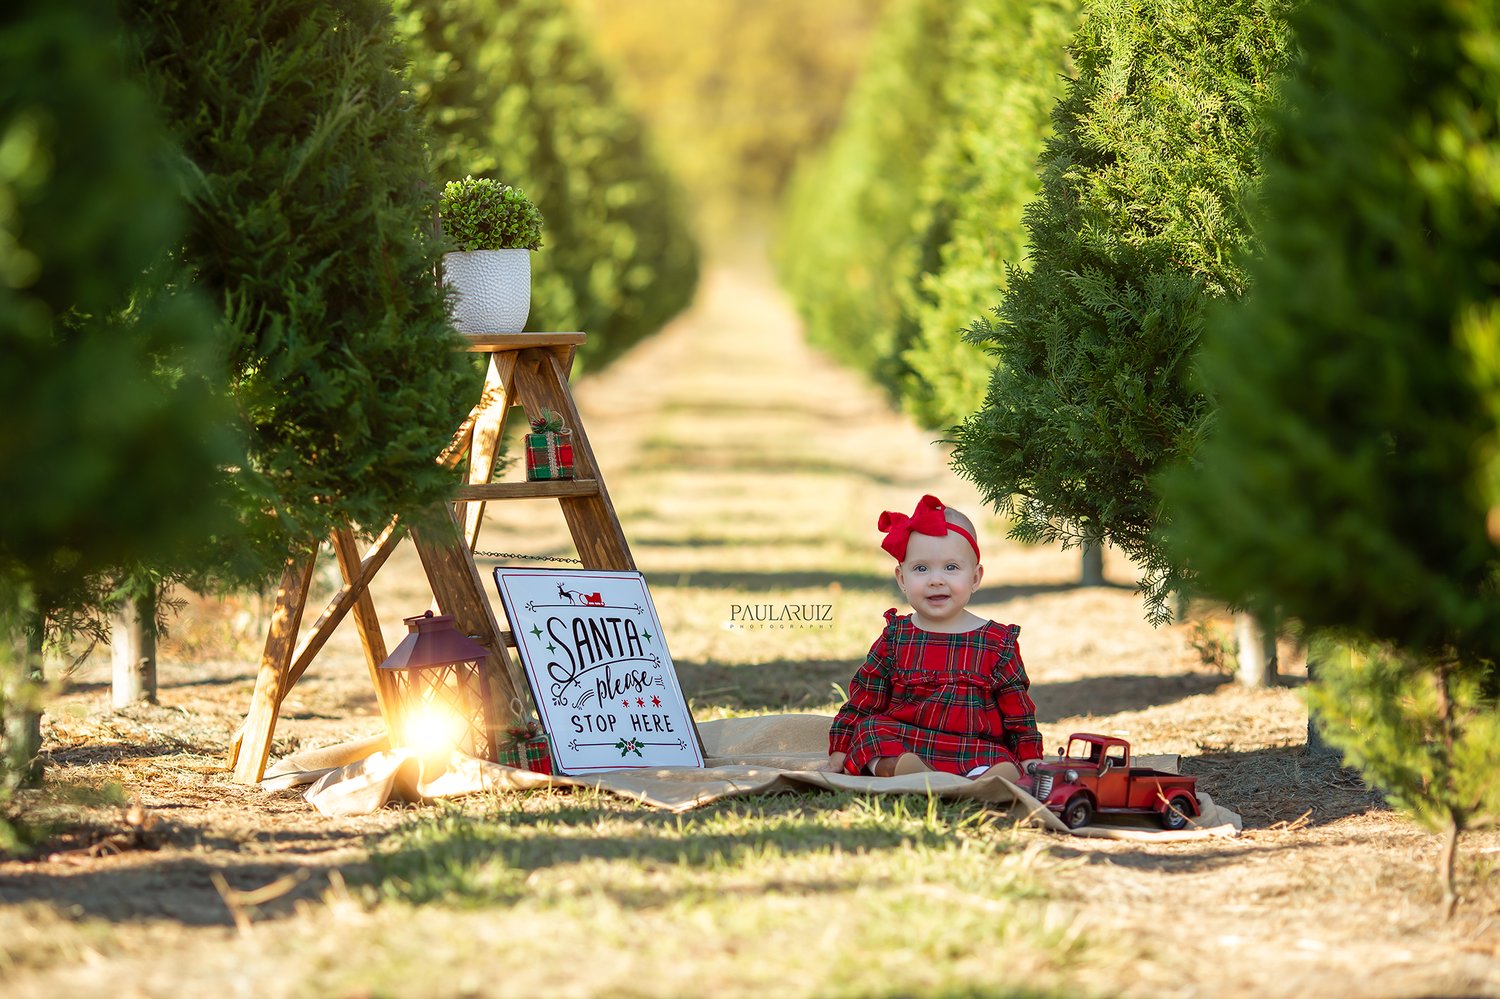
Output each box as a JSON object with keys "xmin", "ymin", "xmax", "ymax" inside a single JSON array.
[{"xmin": 1066, "ymin": 739, "xmax": 1102, "ymax": 762}]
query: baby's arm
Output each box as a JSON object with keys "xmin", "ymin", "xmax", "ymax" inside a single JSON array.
[
  {"xmin": 826, "ymin": 627, "xmax": 897, "ymax": 770},
  {"xmin": 992, "ymin": 626, "xmax": 1043, "ymax": 767}
]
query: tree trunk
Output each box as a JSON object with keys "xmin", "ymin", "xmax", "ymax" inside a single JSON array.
[
  {"xmin": 1435, "ymin": 666, "xmax": 1460, "ymax": 919},
  {"xmin": 1303, "ymin": 651, "xmax": 1338, "ymax": 758},
  {"xmin": 2, "ymin": 612, "xmax": 45, "ymax": 788},
  {"xmin": 111, "ymin": 590, "xmax": 158, "ymax": 708},
  {"xmin": 1439, "ymin": 816, "xmax": 1459, "ymax": 920},
  {"xmin": 1079, "ymin": 540, "xmax": 1105, "ymax": 587},
  {"xmin": 1233, "ymin": 611, "xmax": 1277, "ymax": 687}
]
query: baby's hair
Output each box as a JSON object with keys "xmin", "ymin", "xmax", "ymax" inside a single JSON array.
[{"xmin": 943, "ymin": 505, "xmax": 977, "ymax": 538}]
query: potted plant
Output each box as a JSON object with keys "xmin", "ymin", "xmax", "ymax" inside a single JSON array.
[{"xmin": 438, "ymin": 175, "xmax": 545, "ymax": 334}]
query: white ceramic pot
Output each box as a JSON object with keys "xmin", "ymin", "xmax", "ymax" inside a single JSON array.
[{"xmin": 441, "ymin": 248, "xmax": 531, "ymax": 334}]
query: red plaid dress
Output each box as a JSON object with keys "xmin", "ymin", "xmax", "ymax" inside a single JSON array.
[{"xmin": 829, "ymin": 609, "xmax": 1043, "ymax": 776}]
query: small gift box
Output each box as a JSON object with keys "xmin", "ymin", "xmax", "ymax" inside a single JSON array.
[
  {"xmin": 525, "ymin": 410, "xmax": 574, "ymax": 481},
  {"xmin": 495, "ymin": 723, "xmax": 552, "ymax": 774}
]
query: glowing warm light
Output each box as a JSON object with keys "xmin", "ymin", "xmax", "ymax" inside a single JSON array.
[{"xmin": 405, "ymin": 703, "xmax": 465, "ymax": 756}]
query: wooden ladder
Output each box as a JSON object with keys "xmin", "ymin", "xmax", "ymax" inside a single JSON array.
[{"xmin": 227, "ymin": 333, "xmax": 636, "ymax": 784}]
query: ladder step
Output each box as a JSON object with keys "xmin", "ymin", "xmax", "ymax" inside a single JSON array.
[
  {"xmin": 461, "ymin": 332, "xmax": 586, "ymax": 351},
  {"xmin": 454, "ymin": 479, "xmax": 600, "ymax": 500}
]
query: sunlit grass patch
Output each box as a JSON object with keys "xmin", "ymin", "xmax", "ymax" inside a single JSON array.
[{"xmin": 337, "ymin": 790, "xmax": 1090, "ymax": 998}]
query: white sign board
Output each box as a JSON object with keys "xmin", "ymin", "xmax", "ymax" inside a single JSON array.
[{"xmin": 493, "ymin": 567, "xmax": 703, "ymax": 774}]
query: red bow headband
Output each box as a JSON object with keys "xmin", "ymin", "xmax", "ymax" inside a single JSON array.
[{"xmin": 878, "ymin": 495, "xmax": 980, "ymax": 562}]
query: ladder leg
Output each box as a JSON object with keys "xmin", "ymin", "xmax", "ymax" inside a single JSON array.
[
  {"xmin": 460, "ymin": 351, "xmax": 518, "ymax": 551},
  {"xmin": 230, "ymin": 551, "xmax": 317, "ymax": 784},
  {"xmin": 512, "ymin": 348, "xmax": 636, "ymax": 571},
  {"xmin": 409, "ymin": 504, "xmax": 533, "ymax": 731},
  {"xmin": 331, "ymin": 525, "xmax": 397, "ymax": 734}
]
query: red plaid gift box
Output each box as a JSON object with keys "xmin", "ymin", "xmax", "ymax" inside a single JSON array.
[
  {"xmin": 496, "ymin": 724, "xmax": 552, "ymax": 774},
  {"xmin": 525, "ymin": 410, "xmax": 574, "ymax": 481}
]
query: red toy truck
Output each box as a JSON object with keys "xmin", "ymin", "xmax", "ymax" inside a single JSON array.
[{"xmin": 1023, "ymin": 733, "xmax": 1199, "ymax": 830}]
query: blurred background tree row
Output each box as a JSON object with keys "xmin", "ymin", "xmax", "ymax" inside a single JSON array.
[
  {"xmin": 399, "ymin": 0, "xmax": 700, "ymax": 369},
  {"xmin": 570, "ymin": 0, "xmax": 889, "ymax": 238}
]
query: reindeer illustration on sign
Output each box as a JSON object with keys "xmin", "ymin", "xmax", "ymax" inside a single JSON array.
[{"xmin": 555, "ymin": 582, "xmax": 606, "ymax": 607}]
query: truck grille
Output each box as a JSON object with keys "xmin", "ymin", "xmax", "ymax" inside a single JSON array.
[{"xmin": 1034, "ymin": 772, "xmax": 1053, "ymax": 800}]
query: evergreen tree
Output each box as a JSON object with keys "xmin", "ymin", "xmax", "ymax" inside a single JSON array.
[
  {"xmin": 951, "ymin": 0, "xmax": 1297, "ymax": 618},
  {"xmin": 899, "ymin": 0, "xmax": 1081, "ymax": 429},
  {"xmin": 775, "ymin": 0, "xmax": 959, "ymax": 394},
  {"xmin": 122, "ymin": 0, "xmax": 475, "ymax": 579},
  {"xmin": 1159, "ymin": 0, "xmax": 1500, "ymax": 907},
  {"xmin": 1, "ymin": 1, "xmax": 239, "ymax": 834},
  {"xmin": 397, "ymin": 0, "xmax": 700, "ymax": 369},
  {"xmin": 1305, "ymin": 643, "xmax": 1500, "ymax": 914}
]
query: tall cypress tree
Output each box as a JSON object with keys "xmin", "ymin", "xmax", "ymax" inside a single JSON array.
[
  {"xmin": 899, "ymin": 0, "xmax": 1081, "ymax": 429},
  {"xmin": 1159, "ymin": 0, "xmax": 1500, "ymax": 909},
  {"xmin": 397, "ymin": 0, "xmax": 700, "ymax": 370},
  {"xmin": 951, "ymin": 0, "xmax": 1297, "ymax": 619},
  {"xmin": 1, "ymin": 1, "xmax": 239, "ymax": 821},
  {"xmin": 775, "ymin": 0, "xmax": 959, "ymax": 394},
  {"xmin": 123, "ymin": 0, "xmax": 474, "ymax": 579}
]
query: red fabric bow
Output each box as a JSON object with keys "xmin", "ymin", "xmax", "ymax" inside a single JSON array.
[{"xmin": 878, "ymin": 494, "xmax": 980, "ymax": 562}]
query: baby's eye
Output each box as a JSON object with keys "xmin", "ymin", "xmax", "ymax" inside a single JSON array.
[{"xmin": 946, "ymin": 563, "xmax": 960, "ymax": 572}]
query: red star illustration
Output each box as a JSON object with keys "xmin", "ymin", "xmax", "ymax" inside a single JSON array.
[
  {"xmin": 622, "ymin": 698, "xmax": 630, "ymax": 707},
  {"xmin": 651, "ymin": 695, "xmax": 661, "ymax": 707},
  {"xmin": 636, "ymin": 697, "xmax": 645, "ymax": 707}
]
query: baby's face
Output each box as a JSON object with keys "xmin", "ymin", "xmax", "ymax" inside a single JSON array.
[{"xmin": 895, "ymin": 531, "xmax": 984, "ymax": 629}]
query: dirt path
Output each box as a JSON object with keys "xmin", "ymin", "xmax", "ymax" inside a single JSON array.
[{"xmin": 2, "ymin": 261, "xmax": 1498, "ymax": 998}]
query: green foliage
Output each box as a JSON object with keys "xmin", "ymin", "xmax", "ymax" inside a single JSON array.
[
  {"xmin": 951, "ymin": 0, "xmax": 1297, "ymax": 619},
  {"xmin": 123, "ymin": 0, "xmax": 475, "ymax": 580},
  {"xmin": 1158, "ymin": 0, "xmax": 1500, "ymax": 906},
  {"xmin": 1309, "ymin": 644, "xmax": 1500, "ymax": 835},
  {"xmin": 1, "ymin": 0, "xmax": 240, "ymax": 828},
  {"xmin": 439, "ymin": 176, "xmax": 543, "ymax": 252},
  {"xmin": 899, "ymin": 0, "xmax": 1082, "ymax": 429},
  {"xmin": 1, "ymin": 4, "xmax": 240, "ymax": 602},
  {"xmin": 1161, "ymin": 0, "xmax": 1500, "ymax": 670},
  {"xmin": 775, "ymin": 0, "xmax": 1082, "ymax": 426},
  {"xmin": 397, "ymin": 0, "xmax": 700, "ymax": 369},
  {"xmin": 775, "ymin": 0, "xmax": 959, "ymax": 394}
]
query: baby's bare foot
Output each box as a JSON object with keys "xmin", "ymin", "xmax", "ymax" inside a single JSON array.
[{"xmin": 872, "ymin": 753, "xmax": 930, "ymax": 777}]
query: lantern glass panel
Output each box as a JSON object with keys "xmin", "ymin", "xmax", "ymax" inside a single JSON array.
[{"xmin": 389, "ymin": 660, "xmax": 497, "ymax": 760}]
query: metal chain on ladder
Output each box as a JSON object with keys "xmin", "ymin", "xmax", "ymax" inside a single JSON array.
[{"xmin": 472, "ymin": 549, "xmax": 583, "ymax": 565}]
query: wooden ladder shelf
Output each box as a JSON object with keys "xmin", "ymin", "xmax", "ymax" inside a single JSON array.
[{"xmin": 227, "ymin": 333, "xmax": 635, "ymax": 784}]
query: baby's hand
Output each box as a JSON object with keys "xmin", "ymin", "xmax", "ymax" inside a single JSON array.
[{"xmin": 817, "ymin": 752, "xmax": 847, "ymax": 773}]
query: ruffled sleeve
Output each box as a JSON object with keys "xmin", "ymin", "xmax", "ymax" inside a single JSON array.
[
  {"xmin": 990, "ymin": 623, "xmax": 1042, "ymax": 762},
  {"xmin": 828, "ymin": 610, "xmax": 901, "ymax": 754}
]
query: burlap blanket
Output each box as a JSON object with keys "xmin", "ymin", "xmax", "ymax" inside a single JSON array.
[{"xmin": 261, "ymin": 713, "xmax": 1241, "ymax": 840}]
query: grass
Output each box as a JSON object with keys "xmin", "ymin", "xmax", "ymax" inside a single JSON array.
[{"xmin": 326, "ymin": 788, "xmax": 1093, "ymax": 998}]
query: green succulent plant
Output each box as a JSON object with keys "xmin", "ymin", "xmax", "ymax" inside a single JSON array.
[{"xmin": 439, "ymin": 175, "xmax": 544, "ymax": 251}]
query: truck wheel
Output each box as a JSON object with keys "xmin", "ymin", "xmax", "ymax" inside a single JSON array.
[
  {"xmin": 1160, "ymin": 795, "xmax": 1193, "ymax": 831},
  {"xmin": 1062, "ymin": 796, "xmax": 1093, "ymax": 830}
]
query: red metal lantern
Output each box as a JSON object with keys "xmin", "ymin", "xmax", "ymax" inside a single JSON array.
[{"xmin": 379, "ymin": 611, "xmax": 501, "ymax": 761}]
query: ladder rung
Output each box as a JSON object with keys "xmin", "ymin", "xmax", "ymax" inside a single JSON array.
[
  {"xmin": 461, "ymin": 332, "xmax": 586, "ymax": 351},
  {"xmin": 454, "ymin": 479, "xmax": 600, "ymax": 500}
]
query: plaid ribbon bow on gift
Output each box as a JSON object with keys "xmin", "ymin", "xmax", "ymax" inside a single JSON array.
[{"xmin": 529, "ymin": 410, "xmax": 566, "ymax": 433}]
